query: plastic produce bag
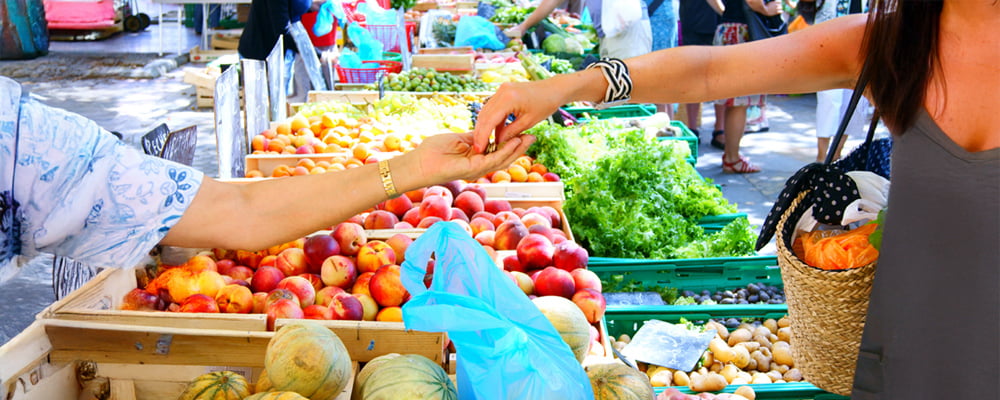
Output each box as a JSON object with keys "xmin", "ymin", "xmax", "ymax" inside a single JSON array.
[
  {"xmin": 400, "ymin": 222, "xmax": 594, "ymax": 400},
  {"xmin": 601, "ymin": 0, "xmax": 642, "ymax": 38},
  {"xmin": 454, "ymin": 15, "xmax": 507, "ymax": 50},
  {"xmin": 338, "ymin": 48, "xmax": 362, "ymax": 68},
  {"xmin": 346, "ymin": 22, "xmax": 384, "ymax": 60}
]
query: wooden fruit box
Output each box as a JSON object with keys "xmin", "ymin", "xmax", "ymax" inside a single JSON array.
[
  {"xmin": 36, "ymin": 268, "xmax": 449, "ymax": 365},
  {"xmin": 411, "ymin": 53, "xmax": 475, "ymax": 72},
  {"xmin": 189, "ymin": 45, "xmax": 238, "ymax": 63},
  {"xmin": 183, "ymin": 68, "xmax": 219, "ymax": 108},
  {"xmin": 244, "ymin": 152, "xmax": 352, "ymax": 177},
  {"xmin": 0, "ymin": 320, "xmax": 357, "ymax": 400},
  {"xmin": 306, "ymin": 90, "xmax": 493, "ymax": 105},
  {"xmin": 210, "ymin": 30, "xmax": 242, "ymax": 50},
  {"xmin": 416, "ymin": 46, "xmax": 474, "ymax": 55}
]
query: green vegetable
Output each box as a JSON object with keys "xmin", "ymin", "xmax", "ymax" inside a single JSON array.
[
  {"xmin": 542, "ymin": 33, "xmax": 585, "ymax": 55},
  {"xmin": 602, "ymin": 274, "xmax": 679, "ymax": 304},
  {"xmin": 489, "ymin": 6, "xmax": 535, "ymax": 24},
  {"xmin": 390, "ymin": 0, "xmax": 416, "ymax": 10},
  {"xmin": 868, "ymin": 208, "xmax": 886, "ymax": 250},
  {"xmin": 431, "ymin": 18, "xmax": 456, "ymax": 47}
]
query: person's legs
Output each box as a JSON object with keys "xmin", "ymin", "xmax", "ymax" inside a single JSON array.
[
  {"xmin": 722, "ymin": 105, "xmax": 760, "ymax": 173},
  {"xmin": 711, "ymin": 104, "xmax": 726, "ymax": 149},
  {"xmin": 816, "ymin": 89, "xmax": 842, "ymax": 161}
]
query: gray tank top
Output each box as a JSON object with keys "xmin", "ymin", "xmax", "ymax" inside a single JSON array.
[{"xmin": 851, "ymin": 108, "xmax": 1000, "ymax": 399}]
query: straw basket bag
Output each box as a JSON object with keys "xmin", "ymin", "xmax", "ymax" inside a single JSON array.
[{"xmin": 775, "ymin": 190, "xmax": 877, "ymax": 396}]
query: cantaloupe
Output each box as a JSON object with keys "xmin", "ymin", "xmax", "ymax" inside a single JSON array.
[
  {"xmin": 586, "ymin": 362, "xmax": 655, "ymax": 400},
  {"xmin": 177, "ymin": 371, "xmax": 251, "ymax": 400},
  {"xmin": 351, "ymin": 353, "xmax": 402, "ymax": 400},
  {"xmin": 242, "ymin": 392, "xmax": 309, "ymax": 400},
  {"xmin": 360, "ymin": 354, "xmax": 457, "ymax": 400},
  {"xmin": 255, "ymin": 369, "xmax": 273, "ymax": 394},
  {"xmin": 264, "ymin": 321, "xmax": 352, "ymax": 400},
  {"xmin": 532, "ymin": 295, "xmax": 592, "ymax": 362}
]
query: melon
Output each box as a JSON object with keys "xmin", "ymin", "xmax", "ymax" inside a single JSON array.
[
  {"xmin": 360, "ymin": 354, "xmax": 457, "ymax": 400},
  {"xmin": 586, "ymin": 362, "xmax": 655, "ymax": 400},
  {"xmin": 351, "ymin": 353, "xmax": 402, "ymax": 400},
  {"xmin": 177, "ymin": 371, "xmax": 251, "ymax": 400},
  {"xmin": 255, "ymin": 369, "xmax": 273, "ymax": 394},
  {"xmin": 242, "ymin": 392, "xmax": 309, "ymax": 400},
  {"xmin": 532, "ymin": 295, "xmax": 591, "ymax": 362},
  {"xmin": 264, "ymin": 321, "xmax": 352, "ymax": 400}
]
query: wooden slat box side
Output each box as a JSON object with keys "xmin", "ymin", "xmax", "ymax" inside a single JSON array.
[{"xmin": 306, "ymin": 90, "xmax": 493, "ymax": 105}]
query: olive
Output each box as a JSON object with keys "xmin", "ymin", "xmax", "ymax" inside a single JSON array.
[
  {"xmin": 720, "ymin": 298, "xmax": 735, "ymax": 305},
  {"xmin": 682, "ymin": 290, "xmax": 696, "ymax": 297},
  {"xmin": 701, "ymin": 290, "xmax": 711, "ymax": 296},
  {"xmin": 723, "ymin": 290, "xmax": 735, "ymax": 298},
  {"xmin": 738, "ymin": 299, "xmax": 749, "ymax": 304},
  {"xmin": 759, "ymin": 292, "xmax": 771, "ymax": 302},
  {"xmin": 747, "ymin": 283, "xmax": 761, "ymax": 294},
  {"xmin": 712, "ymin": 294, "xmax": 723, "ymax": 302},
  {"xmin": 748, "ymin": 294, "xmax": 760, "ymax": 303}
]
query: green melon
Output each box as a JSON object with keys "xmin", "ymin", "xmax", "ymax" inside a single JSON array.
[{"xmin": 360, "ymin": 354, "xmax": 457, "ymax": 400}]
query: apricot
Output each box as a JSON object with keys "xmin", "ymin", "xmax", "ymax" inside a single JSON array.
[
  {"xmin": 491, "ymin": 170, "xmax": 512, "ymax": 183},
  {"xmin": 507, "ymin": 165, "xmax": 528, "ymax": 182},
  {"xmin": 289, "ymin": 115, "xmax": 310, "ymax": 132},
  {"xmin": 375, "ymin": 306, "xmax": 403, "ymax": 322},
  {"xmin": 246, "ymin": 170, "xmax": 264, "ymax": 178}
]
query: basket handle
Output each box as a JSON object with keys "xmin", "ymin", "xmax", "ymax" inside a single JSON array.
[{"xmin": 824, "ymin": 58, "xmax": 879, "ymax": 166}]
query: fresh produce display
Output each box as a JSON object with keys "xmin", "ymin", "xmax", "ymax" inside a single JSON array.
[
  {"xmin": 657, "ymin": 387, "xmax": 757, "ymax": 400},
  {"xmin": 472, "ymin": 155, "xmax": 561, "ymax": 184},
  {"xmin": 367, "ymin": 67, "xmax": 492, "ymax": 92},
  {"xmin": 534, "ymin": 52, "xmax": 576, "ymax": 74},
  {"xmin": 244, "ymin": 392, "xmax": 308, "ymax": 400},
  {"xmin": 431, "ymin": 17, "xmax": 457, "ymax": 47},
  {"xmin": 177, "ymin": 371, "xmax": 251, "ymax": 400},
  {"xmin": 489, "ymin": 6, "xmax": 535, "ymax": 25},
  {"xmin": 794, "ymin": 222, "xmax": 880, "ymax": 270},
  {"xmin": 612, "ymin": 317, "xmax": 803, "ymax": 393},
  {"xmin": 475, "ymin": 53, "xmax": 531, "ymax": 84},
  {"xmin": 518, "ymin": 51, "xmax": 555, "ymax": 81},
  {"xmin": 264, "ymin": 322, "xmax": 352, "ymax": 399},
  {"xmin": 356, "ymin": 354, "xmax": 457, "ymax": 399},
  {"xmin": 526, "ymin": 121, "xmax": 755, "ymax": 259},
  {"xmin": 533, "ymin": 296, "xmax": 593, "ymax": 362},
  {"xmin": 674, "ymin": 283, "xmax": 786, "ymax": 306},
  {"xmin": 586, "ymin": 362, "xmax": 656, "ymax": 400}
]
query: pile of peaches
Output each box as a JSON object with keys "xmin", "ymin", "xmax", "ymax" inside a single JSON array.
[{"xmin": 121, "ymin": 181, "xmax": 606, "ymax": 350}]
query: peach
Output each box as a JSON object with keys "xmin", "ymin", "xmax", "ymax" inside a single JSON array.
[
  {"xmin": 404, "ymin": 187, "xmax": 426, "ymax": 203},
  {"xmin": 449, "ymin": 208, "xmax": 469, "ymax": 223},
  {"xmin": 512, "ymin": 207, "xmax": 527, "ymax": 218},
  {"xmin": 297, "ymin": 273, "xmax": 324, "ymax": 292},
  {"xmin": 364, "ymin": 210, "xmax": 399, "ymax": 230},
  {"xmin": 527, "ymin": 224, "xmax": 557, "ymax": 242},
  {"xmin": 183, "ymin": 254, "xmax": 218, "ymax": 273},
  {"xmin": 422, "ymin": 185, "xmax": 454, "ymax": 207},
  {"xmin": 491, "ymin": 211, "xmax": 520, "ymax": 228},
  {"xmin": 321, "ymin": 255, "xmax": 358, "ymax": 289},
  {"xmin": 442, "ymin": 180, "xmax": 466, "ymax": 199},
  {"xmin": 571, "ymin": 268, "xmax": 602, "ymax": 292},
  {"xmin": 375, "ymin": 306, "xmax": 404, "ymax": 322},
  {"xmin": 469, "ymin": 217, "xmax": 495, "ymax": 237},
  {"xmin": 494, "ymin": 219, "xmax": 529, "ymax": 250},
  {"xmin": 394, "ymin": 221, "xmax": 414, "ymax": 229},
  {"xmin": 402, "ymin": 207, "xmax": 421, "ymax": 227},
  {"xmin": 264, "ymin": 288, "xmax": 300, "ymax": 310},
  {"xmin": 329, "ymin": 292, "xmax": 364, "ymax": 321},
  {"xmin": 332, "ymin": 222, "xmax": 368, "ymax": 256},
  {"xmin": 418, "ymin": 195, "xmax": 451, "ymax": 221},
  {"xmin": 353, "ymin": 293, "xmax": 379, "ymax": 321},
  {"xmin": 553, "ymin": 241, "xmax": 589, "ymax": 272},
  {"xmin": 385, "ymin": 234, "xmax": 413, "ymax": 264},
  {"xmin": 533, "ymin": 266, "xmax": 576, "ymax": 298},
  {"xmin": 189, "ymin": 270, "xmax": 226, "ymax": 300},
  {"xmin": 516, "ymin": 233, "xmax": 555, "ymax": 270},
  {"xmin": 520, "ymin": 212, "xmax": 552, "ymax": 229},
  {"xmin": 179, "ymin": 293, "xmax": 220, "ymax": 313},
  {"xmin": 462, "ymin": 184, "xmax": 487, "ymax": 202},
  {"xmin": 537, "ymin": 206, "xmax": 563, "ymax": 229},
  {"xmin": 215, "ymin": 259, "xmax": 236, "ymax": 276},
  {"xmin": 511, "ymin": 271, "xmax": 534, "ymax": 296},
  {"xmin": 378, "ymin": 194, "xmax": 414, "ymax": 218},
  {"xmin": 250, "ymin": 266, "xmax": 285, "ymax": 294},
  {"xmin": 417, "ymin": 216, "xmax": 445, "ymax": 228},
  {"xmin": 303, "ymin": 234, "xmax": 341, "ymax": 273},
  {"xmin": 352, "ymin": 272, "xmax": 375, "ymax": 297},
  {"xmin": 346, "ymin": 214, "xmax": 365, "ymax": 225},
  {"xmin": 275, "ymin": 247, "xmax": 309, "ymax": 277},
  {"xmin": 572, "ymin": 288, "xmax": 607, "ymax": 324},
  {"xmin": 213, "ymin": 248, "xmax": 236, "ymax": 261},
  {"xmin": 277, "ymin": 276, "xmax": 316, "ymax": 307},
  {"xmin": 542, "ymin": 172, "xmax": 561, "ymax": 182},
  {"xmin": 484, "ymin": 199, "xmax": 512, "ymax": 215},
  {"xmin": 266, "ymin": 298, "xmax": 304, "ymax": 330},
  {"xmin": 258, "ymin": 255, "xmax": 278, "ymax": 268},
  {"xmin": 356, "ymin": 241, "xmax": 396, "ymax": 274},
  {"xmin": 503, "ymin": 255, "xmax": 525, "ymax": 273},
  {"xmin": 303, "ymin": 304, "xmax": 334, "ymax": 320},
  {"xmin": 215, "ymin": 284, "xmax": 254, "ymax": 313},
  {"xmin": 474, "ymin": 230, "xmax": 495, "ymax": 247},
  {"xmin": 454, "ymin": 191, "xmax": 485, "ymax": 217},
  {"xmin": 369, "ymin": 264, "xmax": 409, "ymax": 307},
  {"xmin": 252, "ymin": 292, "xmax": 268, "ymax": 313},
  {"xmin": 315, "ymin": 286, "xmax": 347, "ymax": 307},
  {"xmin": 470, "ymin": 211, "xmax": 496, "ymax": 223},
  {"xmin": 121, "ymin": 288, "xmax": 165, "ymax": 311}
]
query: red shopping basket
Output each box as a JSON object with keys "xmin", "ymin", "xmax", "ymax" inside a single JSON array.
[
  {"xmin": 359, "ymin": 21, "xmax": 416, "ymax": 53},
  {"xmin": 335, "ymin": 60, "xmax": 402, "ymax": 84}
]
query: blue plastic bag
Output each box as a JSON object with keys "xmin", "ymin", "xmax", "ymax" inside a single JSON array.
[
  {"xmin": 347, "ymin": 22, "xmax": 384, "ymax": 60},
  {"xmin": 454, "ymin": 15, "xmax": 507, "ymax": 50},
  {"xmin": 401, "ymin": 222, "xmax": 594, "ymax": 400}
]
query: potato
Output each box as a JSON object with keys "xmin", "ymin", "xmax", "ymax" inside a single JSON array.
[
  {"xmin": 705, "ymin": 320, "xmax": 729, "ymax": 340},
  {"xmin": 762, "ymin": 319, "xmax": 778, "ymax": 334},
  {"xmin": 730, "ymin": 375, "xmax": 752, "ymax": 385},
  {"xmin": 740, "ymin": 341, "xmax": 761, "ymax": 353},
  {"xmin": 618, "ymin": 334, "xmax": 632, "ymax": 343},
  {"xmin": 777, "ymin": 364, "xmax": 790, "ymax": 374},
  {"xmin": 751, "ymin": 372, "xmax": 772, "ymax": 384},
  {"xmin": 728, "ymin": 328, "xmax": 753, "ymax": 346},
  {"xmin": 710, "ymin": 338, "xmax": 737, "ymax": 364},
  {"xmin": 777, "ymin": 327, "xmax": 792, "ymax": 343},
  {"xmin": 775, "ymin": 379, "xmax": 787, "ymax": 383},
  {"xmin": 673, "ymin": 370, "xmax": 691, "ymax": 387},
  {"xmin": 766, "ymin": 370, "xmax": 784, "ymax": 382},
  {"xmin": 777, "ymin": 316, "xmax": 791, "ymax": 328},
  {"xmin": 753, "ymin": 334, "xmax": 772, "ymax": 349},
  {"xmin": 613, "ymin": 342, "xmax": 627, "ymax": 351},
  {"xmin": 751, "ymin": 350, "xmax": 771, "ymax": 372},
  {"xmin": 702, "ymin": 350, "xmax": 715, "ymax": 368},
  {"xmin": 746, "ymin": 358, "xmax": 757, "ymax": 371},
  {"xmin": 754, "ymin": 325, "xmax": 772, "ymax": 338},
  {"xmin": 646, "ymin": 365, "xmax": 665, "ymax": 379},
  {"xmin": 650, "ymin": 369, "xmax": 674, "ymax": 387},
  {"xmin": 772, "ymin": 341, "xmax": 794, "ymax": 366},
  {"xmin": 734, "ymin": 385, "xmax": 757, "ymax": 400},
  {"xmin": 689, "ymin": 372, "xmax": 728, "ymax": 392},
  {"xmin": 720, "ymin": 363, "xmax": 741, "ymax": 383},
  {"xmin": 768, "ymin": 333, "xmax": 779, "ymax": 342},
  {"xmin": 783, "ymin": 368, "xmax": 804, "ymax": 382},
  {"xmin": 710, "ymin": 362, "xmax": 723, "ymax": 373},
  {"xmin": 731, "ymin": 343, "xmax": 752, "ymax": 369}
]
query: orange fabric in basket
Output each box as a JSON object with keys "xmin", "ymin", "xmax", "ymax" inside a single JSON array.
[{"xmin": 794, "ymin": 223, "xmax": 880, "ymax": 270}]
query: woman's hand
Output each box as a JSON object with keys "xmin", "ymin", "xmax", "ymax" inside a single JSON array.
[
  {"xmin": 405, "ymin": 131, "xmax": 536, "ymax": 187},
  {"xmin": 472, "ymin": 78, "xmax": 580, "ymax": 153}
]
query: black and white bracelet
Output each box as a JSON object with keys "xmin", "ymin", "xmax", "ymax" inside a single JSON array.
[{"xmin": 586, "ymin": 58, "xmax": 633, "ymax": 109}]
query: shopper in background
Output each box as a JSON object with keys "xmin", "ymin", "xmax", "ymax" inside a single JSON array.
[
  {"xmin": 473, "ymin": 2, "xmax": 998, "ymax": 396},
  {"xmin": 645, "ymin": 0, "xmax": 679, "ymax": 118},
  {"xmin": 238, "ymin": 0, "xmax": 314, "ymax": 99},
  {"xmin": 811, "ymin": 0, "xmax": 869, "ymax": 162},
  {"xmin": 503, "ymin": 0, "xmax": 653, "ymax": 60},
  {"xmin": 678, "ymin": 0, "xmax": 722, "ymax": 143},
  {"xmin": 0, "ymin": 76, "xmax": 533, "ymax": 283}
]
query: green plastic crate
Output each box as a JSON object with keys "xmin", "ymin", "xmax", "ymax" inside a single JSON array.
[
  {"xmin": 697, "ymin": 212, "xmax": 750, "ymax": 234},
  {"xmin": 657, "ymin": 120, "xmax": 699, "ymax": 160},
  {"xmin": 606, "ymin": 307, "xmax": 849, "ymax": 400},
  {"xmin": 562, "ymin": 104, "xmax": 657, "ymax": 121}
]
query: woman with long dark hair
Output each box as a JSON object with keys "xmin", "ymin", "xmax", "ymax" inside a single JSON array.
[{"xmin": 473, "ymin": 1, "xmax": 999, "ymax": 396}]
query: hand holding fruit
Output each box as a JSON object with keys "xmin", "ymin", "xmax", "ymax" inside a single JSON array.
[{"xmin": 404, "ymin": 131, "xmax": 535, "ymax": 187}]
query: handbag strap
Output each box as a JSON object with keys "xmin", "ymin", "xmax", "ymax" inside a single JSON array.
[{"xmin": 823, "ymin": 59, "xmax": 879, "ymax": 165}]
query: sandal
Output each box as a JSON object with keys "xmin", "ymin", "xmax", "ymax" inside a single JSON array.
[
  {"xmin": 710, "ymin": 130, "xmax": 725, "ymax": 150},
  {"xmin": 722, "ymin": 155, "xmax": 761, "ymax": 174}
]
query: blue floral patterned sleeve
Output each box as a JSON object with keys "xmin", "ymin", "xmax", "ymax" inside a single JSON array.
[{"xmin": 0, "ymin": 77, "xmax": 203, "ymax": 280}]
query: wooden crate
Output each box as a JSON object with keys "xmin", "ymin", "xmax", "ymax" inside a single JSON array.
[
  {"xmin": 306, "ymin": 90, "xmax": 493, "ymax": 105},
  {"xmin": 189, "ymin": 45, "xmax": 238, "ymax": 63},
  {"xmin": 210, "ymin": 30, "xmax": 242, "ymax": 50},
  {"xmin": 416, "ymin": 46, "xmax": 474, "ymax": 55},
  {"xmin": 0, "ymin": 320, "xmax": 357, "ymax": 400},
  {"xmin": 411, "ymin": 53, "xmax": 475, "ymax": 72},
  {"xmin": 245, "ymin": 152, "xmax": 353, "ymax": 177},
  {"xmin": 183, "ymin": 68, "xmax": 219, "ymax": 108},
  {"xmin": 37, "ymin": 268, "xmax": 449, "ymax": 365}
]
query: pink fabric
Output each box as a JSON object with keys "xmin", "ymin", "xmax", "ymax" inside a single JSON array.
[{"xmin": 44, "ymin": 0, "xmax": 117, "ymax": 28}]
